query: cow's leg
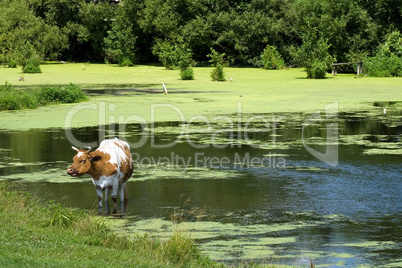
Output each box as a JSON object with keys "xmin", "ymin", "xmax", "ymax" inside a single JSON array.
[
  {"xmin": 104, "ymin": 187, "xmax": 111, "ymax": 216},
  {"xmin": 95, "ymin": 187, "xmax": 103, "ymax": 214},
  {"xmin": 119, "ymin": 182, "xmax": 127, "ymax": 214},
  {"xmin": 111, "ymin": 180, "xmax": 119, "ymax": 214}
]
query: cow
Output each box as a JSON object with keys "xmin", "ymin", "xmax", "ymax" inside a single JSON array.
[{"xmin": 67, "ymin": 138, "xmax": 134, "ymax": 215}]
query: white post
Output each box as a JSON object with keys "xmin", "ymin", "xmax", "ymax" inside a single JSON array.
[{"xmin": 357, "ymin": 62, "xmax": 362, "ymax": 76}]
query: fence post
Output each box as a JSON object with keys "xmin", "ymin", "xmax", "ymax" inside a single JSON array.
[{"xmin": 357, "ymin": 62, "xmax": 362, "ymax": 76}]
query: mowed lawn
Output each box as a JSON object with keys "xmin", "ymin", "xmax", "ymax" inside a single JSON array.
[{"xmin": 0, "ymin": 63, "xmax": 401, "ymax": 130}]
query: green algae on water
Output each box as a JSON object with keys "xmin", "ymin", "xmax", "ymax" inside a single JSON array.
[
  {"xmin": 0, "ymin": 167, "xmax": 86, "ymax": 183},
  {"xmin": 108, "ymin": 218, "xmax": 314, "ymax": 261}
]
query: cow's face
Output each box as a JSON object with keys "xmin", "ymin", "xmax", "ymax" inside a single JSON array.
[{"xmin": 67, "ymin": 147, "xmax": 102, "ymax": 177}]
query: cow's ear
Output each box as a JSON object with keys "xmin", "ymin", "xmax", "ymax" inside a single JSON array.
[{"xmin": 90, "ymin": 155, "xmax": 102, "ymax": 162}]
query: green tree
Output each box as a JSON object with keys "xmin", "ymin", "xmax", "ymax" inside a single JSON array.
[
  {"xmin": 261, "ymin": 45, "xmax": 285, "ymax": 70},
  {"xmin": 365, "ymin": 31, "xmax": 402, "ymax": 77},
  {"xmin": 138, "ymin": 0, "xmax": 208, "ymax": 62},
  {"xmin": 104, "ymin": 5, "xmax": 136, "ymax": 66},
  {"xmin": 288, "ymin": 0, "xmax": 378, "ymax": 63},
  {"xmin": 176, "ymin": 42, "xmax": 195, "ymax": 80},
  {"xmin": 0, "ymin": 0, "xmax": 67, "ymax": 65},
  {"xmin": 153, "ymin": 40, "xmax": 178, "ymax": 70},
  {"xmin": 22, "ymin": 54, "xmax": 42, "ymax": 73},
  {"xmin": 294, "ymin": 28, "xmax": 334, "ymax": 79},
  {"xmin": 358, "ymin": 0, "xmax": 402, "ymax": 35},
  {"xmin": 79, "ymin": 1, "xmax": 116, "ymax": 60},
  {"xmin": 152, "ymin": 38, "xmax": 195, "ymax": 79},
  {"xmin": 208, "ymin": 48, "xmax": 227, "ymax": 81},
  {"xmin": 30, "ymin": 0, "xmax": 85, "ymax": 60}
]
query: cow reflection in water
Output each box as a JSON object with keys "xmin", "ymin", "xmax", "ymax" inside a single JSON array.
[{"xmin": 67, "ymin": 138, "xmax": 134, "ymax": 215}]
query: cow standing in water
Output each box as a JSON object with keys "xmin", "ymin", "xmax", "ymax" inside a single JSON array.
[{"xmin": 67, "ymin": 138, "xmax": 134, "ymax": 215}]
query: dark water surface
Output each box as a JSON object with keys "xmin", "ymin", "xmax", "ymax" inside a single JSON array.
[{"xmin": 0, "ymin": 113, "xmax": 401, "ymax": 267}]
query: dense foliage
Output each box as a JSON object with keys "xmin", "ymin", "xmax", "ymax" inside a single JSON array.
[
  {"xmin": 365, "ymin": 31, "xmax": 402, "ymax": 77},
  {"xmin": 0, "ymin": 83, "xmax": 38, "ymax": 110},
  {"xmin": 208, "ymin": 48, "xmax": 227, "ymax": 81},
  {"xmin": 261, "ymin": 45, "xmax": 285, "ymax": 70},
  {"xmin": 0, "ymin": 83, "xmax": 87, "ymax": 111},
  {"xmin": 0, "ymin": 0, "xmax": 401, "ymax": 76},
  {"xmin": 22, "ymin": 54, "xmax": 42, "ymax": 73}
]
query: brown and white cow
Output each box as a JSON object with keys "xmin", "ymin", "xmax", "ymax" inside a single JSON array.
[{"xmin": 67, "ymin": 138, "xmax": 133, "ymax": 215}]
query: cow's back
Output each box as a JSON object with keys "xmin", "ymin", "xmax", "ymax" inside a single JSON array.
[{"xmin": 97, "ymin": 138, "xmax": 133, "ymax": 182}]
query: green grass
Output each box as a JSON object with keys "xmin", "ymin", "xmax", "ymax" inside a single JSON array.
[
  {"xmin": 0, "ymin": 62, "xmax": 401, "ymax": 129},
  {"xmin": 0, "ymin": 182, "xmax": 221, "ymax": 267}
]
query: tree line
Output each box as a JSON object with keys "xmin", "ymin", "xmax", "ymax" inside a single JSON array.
[{"xmin": 1, "ymin": 0, "xmax": 401, "ymax": 77}]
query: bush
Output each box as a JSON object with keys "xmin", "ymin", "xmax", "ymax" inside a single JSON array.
[
  {"xmin": 210, "ymin": 65, "xmax": 225, "ymax": 81},
  {"xmin": 208, "ymin": 48, "xmax": 227, "ymax": 81},
  {"xmin": 153, "ymin": 39, "xmax": 194, "ymax": 74},
  {"xmin": 0, "ymin": 93, "xmax": 19, "ymax": 110},
  {"xmin": 0, "ymin": 82, "xmax": 13, "ymax": 92},
  {"xmin": 22, "ymin": 55, "xmax": 41, "ymax": 73},
  {"xmin": 0, "ymin": 83, "xmax": 38, "ymax": 110},
  {"xmin": 0, "ymin": 83, "xmax": 87, "ymax": 111},
  {"xmin": 36, "ymin": 83, "xmax": 87, "ymax": 104},
  {"xmin": 365, "ymin": 55, "xmax": 402, "ymax": 77},
  {"xmin": 294, "ymin": 32, "xmax": 334, "ymax": 79},
  {"xmin": 261, "ymin": 45, "xmax": 285, "ymax": 70},
  {"xmin": 8, "ymin": 60, "xmax": 17, "ymax": 68},
  {"xmin": 118, "ymin": 56, "xmax": 134, "ymax": 67},
  {"xmin": 365, "ymin": 31, "xmax": 402, "ymax": 77},
  {"xmin": 306, "ymin": 60, "xmax": 331, "ymax": 79},
  {"xmin": 177, "ymin": 46, "xmax": 194, "ymax": 80},
  {"xmin": 180, "ymin": 68, "xmax": 194, "ymax": 80},
  {"xmin": 153, "ymin": 40, "xmax": 178, "ymax": 70}
]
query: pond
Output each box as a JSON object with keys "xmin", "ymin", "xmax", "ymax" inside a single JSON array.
[{"xmin": 0, "ymin": 110, "xmax": 401, "ymax": 267}]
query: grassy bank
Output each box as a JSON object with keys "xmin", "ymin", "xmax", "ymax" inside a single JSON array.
[
  {"xmin": 0, "ymin": 182, "xmax": 220, "ymax": 267},
  {"xmin": 0, "ymin": 63, "xmax": 401, "ymax": 130}
]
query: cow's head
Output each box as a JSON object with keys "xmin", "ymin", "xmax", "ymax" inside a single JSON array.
[{"xmin": 67, "ymin": 146, "xmax": 102, "ymax": 177}]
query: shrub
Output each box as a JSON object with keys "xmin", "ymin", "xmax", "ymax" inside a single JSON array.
[
  {"xmin": 18, "ymin": 90, "xmax": 38, "ymax": 109},
  {"xmin": 22, "ymin": 55, "xmax": 42, "ymax": 74},
  {"xmin": 378, "ymin": 30, "xmax": 402, "ymax": 58},
  {"xmin": 210, "ymin": 65, "xmax": 225, "ymax": 81},
  {"xmin": 153, "ymin": 39, "xmax": 194, "ymax": 74},
  {"xmin": 180, "ymin": 68, "xmax": 194, "ymax": 80},
  {"xmin": 0, "ymin": 83, "xmax": 38, "ymax": 110},
  {"xmin": 36, "ymin": 83, "xmax": 87, "ymax": 104},
  {"xmin": 208, "ymin": 48, "xmax": 227, "ymax": 81},
  {"xmin": 104, "ymin": 11, "xmax": 136, "ymax": 66},
  {"xmin": 365, "ymin": 55, "xmax": 402, "ymax": 77},
  {"xmin": 306, "ymin": 60, "xmax": 331, "ymax": 79},
  {"xmin": 0, "ymin": 83, "xmax": 87, "ymax": 111},
  {"xmin": 0, "ymin": 93, "xmax": 19, "ymax": 110},
  {"xmin": 294, "ymin": 31, "xmax": 334, "ymax": 79},
  {"xmin": 118, "ymin": 56, "xmax": 134, "ymax": 67},
  {"xmin": 8, "ymin": 60, "xmax": 17, "ymax": 68},
  {"xmin": 365, "ymin": 31, "xmax": 402, "ymax": 77},
  {"xmin": 177, "ymin": 46, "xmax": 195, "ymax": 80},
  {"xmin": 0, "ymin": 82, "xmax": 13, "ymax": 92},
  {"xmin": 153, "ymin": 40, "xmax": 178, "ymax": 70},
  {"xmin": 261, "ymin": 45, "xmax": 285, "ymax": 70}
]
